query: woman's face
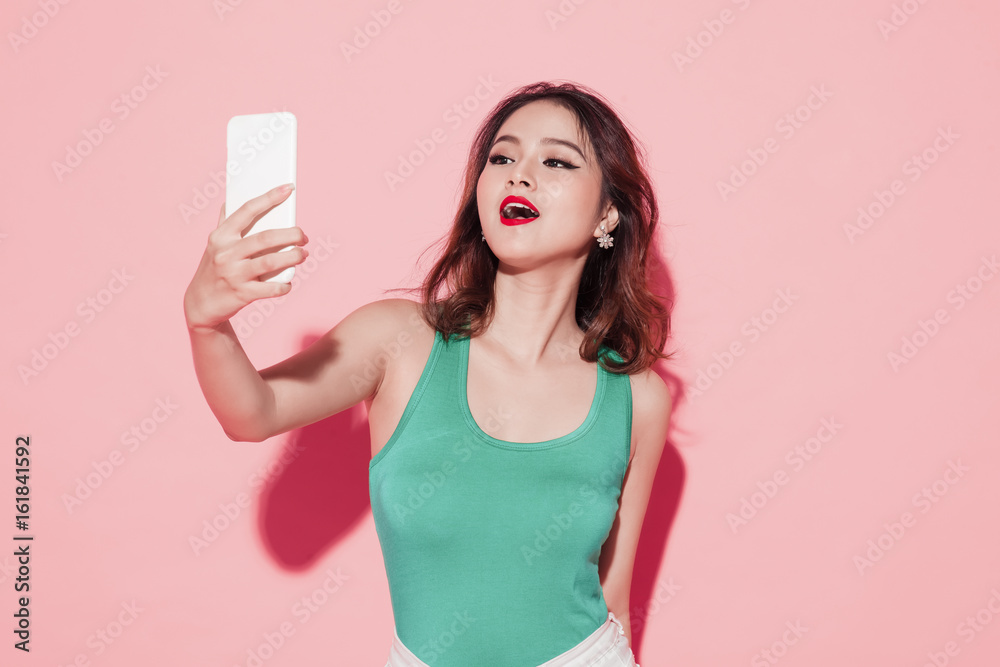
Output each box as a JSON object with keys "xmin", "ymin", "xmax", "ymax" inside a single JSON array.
[{"xmin": 476, "ymin": 100, "xmax": 617, "ymax": 267}]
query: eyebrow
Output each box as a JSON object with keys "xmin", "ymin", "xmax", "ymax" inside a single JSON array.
[{"xmin": 491, "ymin": 134, "xmax": 588, "ymax": 163}]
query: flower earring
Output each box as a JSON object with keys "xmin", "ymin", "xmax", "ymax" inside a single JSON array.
[
  {"xmin": 481, "ymin": 228, "xmax": 486, "ymax": 241},
  {"xmin": 597, "ymin": 224, "xmax": 614, "ymax": 249}
]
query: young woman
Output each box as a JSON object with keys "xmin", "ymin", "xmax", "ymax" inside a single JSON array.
[{"xmin": 184, "ymin": 81, "xmax": 673, "ymax": 666}]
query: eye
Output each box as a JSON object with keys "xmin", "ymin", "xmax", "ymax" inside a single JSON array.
[
  {"xmin": 487, "ymin": 154, "xmax": 579, "ymax": 169},
  {"xmin": 545, "ymin": 158, "xmax": 578, "ymax": 169}
]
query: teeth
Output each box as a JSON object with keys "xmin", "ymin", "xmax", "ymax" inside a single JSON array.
[{"xmin": 502, "ymin": 201, "xmax": 539, "ymax": 218}]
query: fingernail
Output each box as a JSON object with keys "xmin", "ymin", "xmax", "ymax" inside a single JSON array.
[{"xmin": 280, "ymin": 183, "xmax": 295, "ymax": 193}]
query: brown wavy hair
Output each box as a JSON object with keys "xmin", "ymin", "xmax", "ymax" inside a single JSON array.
[{"xmin": 389, "ymin": 80, "xmax": 672, "ymax": 375}]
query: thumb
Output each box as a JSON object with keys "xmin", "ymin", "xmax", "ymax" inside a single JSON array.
[{"xmin": 217, "ymin": 203, "xmax": 227, "ymax": 228}]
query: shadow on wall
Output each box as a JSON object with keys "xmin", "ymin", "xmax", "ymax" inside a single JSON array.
[
  {"xmin": 628, "ymin": 242, "xmax": 688, "ymax": 661},
  {"xmin": 630, "ymin": 435, "xmax": 685, "ymax": 660},
  {"xmin": 253, "ymin": 348, "xmax": 373, "ymax": 571}
]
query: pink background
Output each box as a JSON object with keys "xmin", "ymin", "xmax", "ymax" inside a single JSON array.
[{"xmin": 3, "ymin": 0, "xmax": 999, "ymax": 665}]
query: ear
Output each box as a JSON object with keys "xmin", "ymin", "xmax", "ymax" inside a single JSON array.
[{"xmin": 594, "ymin": 202, "xmax": 620, "ymax": 239}]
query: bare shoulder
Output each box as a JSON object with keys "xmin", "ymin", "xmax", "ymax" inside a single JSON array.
[
  {"xmin": 350, "ymin": 296, "xmax": 417, "ymax": 325},
  {"xmin": 627, "ymin": 367, "xmax": 673, "ymax": 465},
  {"xmin": 250, "ymin": 298, "xmax": 434, "ymax": 441},
  {"xmin": 347, "ymin": 298, "xmax": 431, "ymax": 343},
  {"xmin": 355, "ymin": 297, "xmax": 435, "ymax": 393},
  {"xmin": 382, "ymin": 297, "xmax": 434, "ymax": 343}
]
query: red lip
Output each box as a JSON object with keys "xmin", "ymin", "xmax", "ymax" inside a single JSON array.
[{"xmin": 499, "ymin": 195, "xmax": 540, "ymax": 226}]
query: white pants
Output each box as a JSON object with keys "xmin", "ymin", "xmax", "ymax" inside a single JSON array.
[{"xmin": 384, "ymin": 611, "xmax": 640, "ymax": 666}]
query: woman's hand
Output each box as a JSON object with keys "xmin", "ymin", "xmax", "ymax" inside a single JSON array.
[{"xmin": 183, "ymin": 184, "xmax": 308, "ymax": 332}]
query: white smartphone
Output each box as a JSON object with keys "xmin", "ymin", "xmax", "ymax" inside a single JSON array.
[{"xmin": 225, "ymin": 111, "xmax": 297, "ymax": 283}]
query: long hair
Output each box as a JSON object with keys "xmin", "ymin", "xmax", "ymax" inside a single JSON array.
[{"xmin": 390, "ymin": 80, "xmax": 672, "ymax": 375}]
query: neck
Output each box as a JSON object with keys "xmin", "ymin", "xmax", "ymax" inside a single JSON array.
[{"xmin": 483, "ymin": 259, "xmax": 587, "ymax": 367}]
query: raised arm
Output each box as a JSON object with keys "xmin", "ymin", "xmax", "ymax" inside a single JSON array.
[{"xmin": 183, "ymin": 183, "xmax": 416, "ymax": 442}]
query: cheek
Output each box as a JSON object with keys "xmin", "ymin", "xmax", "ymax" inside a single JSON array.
[
  {"xmin": 577, "ymin": 178, "xmax": 605, "ymax": 221},
  {"xmin": 476, "ymin": 178, "xmax": 489, "ymax": 217},
  {"xmin": 554, "ymin": 182, "xmax": 600, "ymax": 221},
  {"xmin": 476, "ymin": 168, "xmax": 497, "ymax": 199}
]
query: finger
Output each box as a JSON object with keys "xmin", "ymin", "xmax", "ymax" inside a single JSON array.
[
  {"xmin": 239, "ymin": 226, "xmax": 308, "ymax": 259},
  {"xmin": 223, "ymin": 184, "xmax": 294, "ymax": 238},
  {"xmin": 245, "ymin": 246, "xmax": 307, "ymax": 282},
  {"xmin": 231, "ymin": 276, "xmax": 293, "ymax": 308},
  {"xmin": 218, "ymin": 203, "xmax": 226, "ymax": 228},
  {"xmin": 244, "ymin": 275, "xmax": 294, "ymax": 299}
]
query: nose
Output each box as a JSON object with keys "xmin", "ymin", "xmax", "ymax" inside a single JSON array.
[{"xmin": 506, "ymin": 159, "xmax": 535, "ymax": 189}]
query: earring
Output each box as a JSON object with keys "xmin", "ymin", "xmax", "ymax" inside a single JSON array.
[
  {"xmin": 481, "ymin": 229, "xmax": 486, "ymax": 241},
  {"xmin": 597, "ymin": 224, "xmax": 614, "ymax": 249}
]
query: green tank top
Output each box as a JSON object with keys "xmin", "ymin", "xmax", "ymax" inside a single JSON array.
[{"xmin": 369, "ymin": 328, "xmax": 633, "ymax": 665}]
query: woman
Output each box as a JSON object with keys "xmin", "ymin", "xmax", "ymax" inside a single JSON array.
[{"xmin": 184, "ymin": 81, "xmax": 673, "ymax": 666}]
